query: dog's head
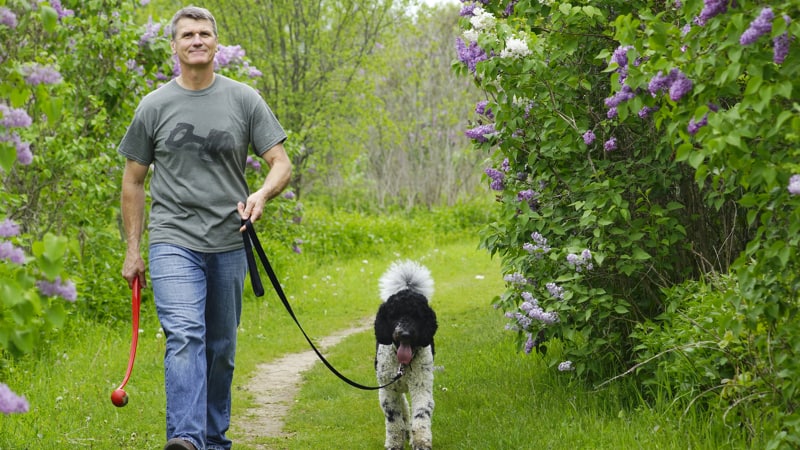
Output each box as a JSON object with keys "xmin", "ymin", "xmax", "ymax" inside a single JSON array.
[{"xmin": 375, "ymin": 289, "xmax": 437, "ymax": 365}]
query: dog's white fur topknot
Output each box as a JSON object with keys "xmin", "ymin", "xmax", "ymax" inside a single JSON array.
[{"xmin": 378, "ymin": 259, "xmax": 434, "ymax": 302}]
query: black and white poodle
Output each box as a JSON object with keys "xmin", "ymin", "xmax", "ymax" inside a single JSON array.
[{"xmin": 374, "ymin": 260, "xmax": 438, "ymax": 450}]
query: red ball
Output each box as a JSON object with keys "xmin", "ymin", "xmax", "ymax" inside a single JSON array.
[{"xmin": 111, "ymin": 388, "xmax": 128, "ymax": 407}]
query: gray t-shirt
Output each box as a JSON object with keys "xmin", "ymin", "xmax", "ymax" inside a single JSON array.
[{"xmin": 117, "ymin": 75, "xmax": 287, "ymax": 252}]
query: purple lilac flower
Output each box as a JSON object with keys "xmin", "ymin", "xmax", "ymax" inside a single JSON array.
[
  {"xmin": 456, "ymin": 37, "xmax": 488, "ymax": 73},
  {"xmin": 0, "ymin": 7, "xmax": 17, "ymax": 28},
  {"xmin": 0, "ymin": 105, "xmax": 33, "ymax": 128},
  {"xmin": 1, "ymin": 133, "xmax": 33, "ymax": 165},
  {"xmin": 517, "ymin": 189, "xmax": 537, "ymax": 202},
  {"xmin": 567, "ymin": 250, "xmax": 594, "ymax": 271},
  {"xmin": 49, "ymin": 0, "xmax": 74, "ymax": 20},
  {"xmin": 459, "ymin": 3, "xmax": 478, "ymax": 16},
  {"xmin": 517, "ymin": 296, "xmax": 558, "ymax": 325},
  {"xmin": 607, "ymin": 107, "xmax": 618, "ymax": 119},
  {"xmin": 245, "ymin": 155, "xmax": 262, "ymax": 171},
  {"xmin": 140, "ymin": 0, "xmax": 151, "ymax": 5},
  {"xmin": 558, "ymin": 361, "xmax": 575, "ymax": 372},
  {"xmin": 501, "ymin": 158, "xmax": 510, "ymax": 172},
  {"xmin": 0, "ymin": 384, "xmax": 28, "ymax": 414},
  {"xmin": 773, "ymin": 16, "xmax": 792, "ymax": 64},
  {"xmin": 292, "ymin": 239, "xmax": 303, "ymax": 254},
  {"xmin": 605, "ymin": 84, "xmax": 636, "ymax": 109},
  {"xmin": 789, "ymin": 175, "xmax": 800, "ymax": 195},
  {"xmin": 475, "ymin": 100, "xmax": 494, "ymax": 119},
  {"xmin": 139, "ymin": 17, "xmax": 161, "ymax": 46},
  {"xmin": 283, "ymin": 191, "xmax": 296, "ymax": 200},
  {"xmin": 695, "ymin": 0, "xmax": 727, "ymax": 26},
  {"xmin": 669, "ymin": 72, "xmax": 693, "ymax": 101},
  {"xmin": 465, "ymin": 124, "xmax": 496, "ymax": 143},
  {"xmin": 524, "ymin": 232, "xmax": 551, "ymax": 258},
  {"xmin": 485, "ymin": 167, "xmax": 504, "ymax": 191},
  {"xmin": 688, "ymin": 113, "xmax": 709, "ymax": 135},
  {"xmin": 648, "ymin": 70, "xmax": 677, "ymax": 96},
  {"xmin": 638, "ymin": 105, "xmax": 659, "ymax": 118},
  {"xmin": 215, "ymin": 45, "xmax": 246, "ymax": 68},
  {"xmin": 504, "ymin": 0, "xmax": 518, "ymax": 17},
  {"xmin": 524, "ymin": 334, "xmax": 535, "ymax": 354},
  {"xmin": 36, "ymin": 277, "xmax": 77, "ymax": 302},
  {"xmin": 504, "ymin": 272, "xmax": 528, "ymax": 285},
  {"xmin": 246, "ymin": 64, "xmax": 263, "ymax": 78},
  {"xmin": 0, "ymin": 241, "xmax": 25, "ymax": 264},
  {"xmin": 16, "ymin": 141, "xmax": 32, "ymax": 165},
  {"xmin": 740, "ymin": 8, "xmax": 774, "ymax": 45},
  {"xmin": 546, "ymin": 282, "xmax": 564, "ymax": 299},
  {"xmin": 582, "ymin": 130, "xmax": 596, "ymax": 145},
  {"xmin": 774, "ymin": 33, "xmax": 790, "ymax": 64},
  {"xmin": 0, "ymin": 219, "xmax": 19, "ymax": 237},
  {"xmin": 611, "ymin": 45, "xmax": 633, "ymax": 68},
  {"xmin": 604, "ymin": 137, "xmax": 617, "ymax": 152}
]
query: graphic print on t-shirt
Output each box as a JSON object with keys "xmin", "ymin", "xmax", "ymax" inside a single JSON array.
[{"xmin": 165, "ymin": 122, "xmax": 236, "ymax": 163}]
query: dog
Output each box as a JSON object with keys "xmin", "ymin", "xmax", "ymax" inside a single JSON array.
[{"xmin": 374, "ymin": 260, "xmax": 438, "ymax": 450}]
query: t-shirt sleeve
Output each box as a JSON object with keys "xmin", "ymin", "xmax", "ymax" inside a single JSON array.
[
  {"xmin": 117, "ymin": 106, "xmax": 155, "ymax": 165},
  {"xmin": 248, "ymin": 91, "xmax": 287, "ymax": 156}
]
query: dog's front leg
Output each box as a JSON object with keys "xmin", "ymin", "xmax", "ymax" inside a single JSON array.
[
  {"xmin": 380, "ymin": 387, "xmax": 410, "ymax": 450},
  {"xmin": 409, "ymin": 349, "xmax": 434, "ymax": 450}
]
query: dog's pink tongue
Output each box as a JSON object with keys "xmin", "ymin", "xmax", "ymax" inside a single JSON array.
[{"xmin": 397, "ymin": 343, "xmax": 413, "ymax": 365}]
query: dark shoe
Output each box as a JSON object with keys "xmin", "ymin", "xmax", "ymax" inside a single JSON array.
[{"xmin": 164, "ymin": 438, "xmax": 196, "ymax": 450}]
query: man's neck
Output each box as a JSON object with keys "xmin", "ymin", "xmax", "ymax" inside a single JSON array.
[{"xmin": 176, "ymin": 68, "xmax": 216, "ymax": 91}]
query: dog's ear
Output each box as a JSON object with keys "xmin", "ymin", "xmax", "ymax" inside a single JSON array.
[{"xmin": 374, "ymin": 303, "xmax": 394, "ymax": 345}]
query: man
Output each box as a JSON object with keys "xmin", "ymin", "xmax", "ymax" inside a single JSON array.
[{"xmin": 118, "ymin": 6, "xmax": 291, "ymax": 450}]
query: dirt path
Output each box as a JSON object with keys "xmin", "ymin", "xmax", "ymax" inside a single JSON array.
[{"xmin": 233, "ymin": 317, "xmax": 374, "ymax": 448}]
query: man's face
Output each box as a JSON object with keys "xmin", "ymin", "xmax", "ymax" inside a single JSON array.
[{"xmin": 171, "ymin": 18, "xmax": 217, "ymax": 69}]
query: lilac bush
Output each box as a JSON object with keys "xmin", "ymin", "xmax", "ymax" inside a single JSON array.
[{"xmin": 455, "ymin": 0, "xmax": 800, "ymax": 444}]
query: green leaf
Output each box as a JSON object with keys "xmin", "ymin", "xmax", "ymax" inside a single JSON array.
[
  {"xmin": 42, "ymin": 233, "xmax": 68, "ymax": 263},
  {"xmin": 688, "ymin": 150, "xmax": 705, "ymax": 169},
  {"xmin": 0, "ymin": 145, "xmax": 16, "ymax": 172},
  {"xmin": 45, "ymin": 302, "xmax": 66, "ymax": 329},
  {"xmin": 744, "ymin": 76, "xmax": 762, "ymax": 96},
  {"xmin": 632, "ymin": 247, "xmax": 651, "ymax": 260},
  {"xmin": 675, "ymin": 143, "xmax": 693, "ymax": 162},
  {"xmin": 41, "ymin": 5, "xmax": 58, "ymax": 33}
]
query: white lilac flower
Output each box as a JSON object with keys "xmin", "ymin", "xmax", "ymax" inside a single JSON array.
[
  {"xmin": 788, "ymin": 174, "xmax": 800, "ymax": 195},
  {"xmin": 463, "ymin": 29, "xmax": 479, "ymax": 42},
  {"xmin": 469, "ymin": 7, "xmax": 496, "ymax": 32},
  {"xmin": 558, "ymin": 361, "xmax": 575, "ymax": 372},
  {"xmin": 500, "ymin": 37, "xmax": 531, "ymax": 59}
]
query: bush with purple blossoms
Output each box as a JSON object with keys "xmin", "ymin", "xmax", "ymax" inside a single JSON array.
[{"xmin": 455, "ymin": 0, "xmax": 800, "ymax": 444}]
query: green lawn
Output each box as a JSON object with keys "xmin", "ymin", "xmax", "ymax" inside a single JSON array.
[{"xmin": 0, "ymin": 239, "xmax": 748, "ymax": 449}]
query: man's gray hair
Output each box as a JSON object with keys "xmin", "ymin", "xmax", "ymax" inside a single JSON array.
[{"xmin": 169, "ymin": 6, "xmax": 218, "ymax": 40}]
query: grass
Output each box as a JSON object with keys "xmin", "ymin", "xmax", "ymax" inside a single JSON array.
[{"xmin": 0, "ymin": 238, "xmax": 750, "ymax": 449}]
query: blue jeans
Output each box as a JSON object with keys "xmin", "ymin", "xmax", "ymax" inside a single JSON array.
[{"xmin": 149, "ymin": 244, "xmax": 246, "ymax": 450}]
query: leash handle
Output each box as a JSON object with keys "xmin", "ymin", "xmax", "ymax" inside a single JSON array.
[{"xmin": 241, "ymin": 219, "xmax": 401, "ymax": 391}]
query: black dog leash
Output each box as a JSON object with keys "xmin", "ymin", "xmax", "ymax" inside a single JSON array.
[{"xmin": 241, "ymin": 219, "xmax": 403, "ymax": 390}]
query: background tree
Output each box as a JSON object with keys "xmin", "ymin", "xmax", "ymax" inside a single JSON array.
[{"xmin": 144, "ymin": 0, "xmax": 483, "ymax": 209}]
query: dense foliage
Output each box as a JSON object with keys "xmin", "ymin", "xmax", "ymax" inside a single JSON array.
[{"xmin": 455, "ymin": 0, "xmax": 800, "ymax": 445}]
